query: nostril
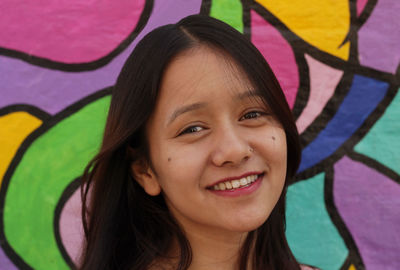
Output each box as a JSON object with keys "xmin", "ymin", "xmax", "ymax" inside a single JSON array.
[{"xmin": 210, "ymin": 134, "xmax": 251, "ymax": 167}]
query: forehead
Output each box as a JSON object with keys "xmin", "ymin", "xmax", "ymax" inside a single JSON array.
[{"xmin": 157, "ymin": 46, "xmax": 253, "ymax": 108}]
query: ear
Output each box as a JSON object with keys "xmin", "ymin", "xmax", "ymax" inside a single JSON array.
[{"xmin": 130, "ymin": 157, "xmax": 161, "ymax": 196}]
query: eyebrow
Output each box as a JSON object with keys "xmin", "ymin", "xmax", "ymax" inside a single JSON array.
[
  {"xmin": 168, "ymin": 102, "xmax": 207, "ymax": 125},
  {"xmin": 236, "ymin": 89, "xmax": 263, "ymax": 100},
  {"xmin": 167, "ymin": 90, "xmax": 263, "ymax": 125}
]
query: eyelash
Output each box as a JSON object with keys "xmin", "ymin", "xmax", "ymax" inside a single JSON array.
[
  {"xmin": 177, "ymin": 111, "xmax": 267, "ymax": 136},
  {"xmin": 179, "ymin": 126, "xmax": 204, "ymax": 135},
  {"xmin": 239, "ymin": 111, "xmax": 266, "ymax": 120}
]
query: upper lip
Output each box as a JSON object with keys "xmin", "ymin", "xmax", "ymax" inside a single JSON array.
[{"xmin": 207, "ymin": 171, "xmax": 263, "ymax": 188}]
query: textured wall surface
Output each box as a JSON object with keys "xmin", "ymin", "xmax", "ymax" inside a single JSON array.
[{"xmin": 0, "ymin": 0, "xmax": 399, "ymax": 269}]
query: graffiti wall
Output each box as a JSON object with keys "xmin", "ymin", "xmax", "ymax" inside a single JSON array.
[{"xmin": 0, "ymin": 0, "xmax": 399, "ymax": 269}]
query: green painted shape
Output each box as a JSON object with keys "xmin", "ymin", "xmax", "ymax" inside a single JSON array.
[
  {"xmin": 4, "ymin": 96, "xmax": 110, "ymax": 270},
  {"xmin": 285, "ymin": 173, "xmax": 348, "ymax": 270},
  {"xmin": 355, "ymin": 88, "xmax": 400, "ymax": 175},
  {"xmin": 210, "ymin": 0, "xmax": 243, "ymax": 33}
]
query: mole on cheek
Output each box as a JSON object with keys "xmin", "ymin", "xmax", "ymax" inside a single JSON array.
[
  {"xmin": 272, "ymin": 136, "xmax": 276, "ymax": 141},
  {"xmin": 168, "ymin": 157, "xmax": 172, "ymax": 162}
]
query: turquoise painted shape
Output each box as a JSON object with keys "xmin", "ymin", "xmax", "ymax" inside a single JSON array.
[
  {"xmin": 355, "ymin": 88, "xmax": 400, "ymax": 175},
  {"xmin": 285, "ymin": 173, "xmax": 348, "ymax": 270}
]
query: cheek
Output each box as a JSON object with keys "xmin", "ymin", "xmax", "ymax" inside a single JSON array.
[
  {"xmin": 253, "ymin": 127, "xmax": 287, "ymax": 162},
  {"xmin": 252, "ymin": 127, "xmax": 287, "ymax": 186},
  {"xmin": 153, "ymin": 143, "xmax": 212, "ymax": 223},
  {"xmin": 154, "ymin": 142, "xmax": 209, "ymax": 190}
]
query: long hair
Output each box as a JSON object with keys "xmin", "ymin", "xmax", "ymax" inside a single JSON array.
[{"xmin": 79, "ymin": 14, "xmax": 301, "ymax": 270}]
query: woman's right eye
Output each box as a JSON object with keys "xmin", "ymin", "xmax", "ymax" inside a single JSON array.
[{"xmin": 178, "ymin": 126, "xmax": 204, "ymax": 136}]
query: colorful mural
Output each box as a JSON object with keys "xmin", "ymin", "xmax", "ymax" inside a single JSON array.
[{"xmin": 0, "ymin": 0, "xmax": 399, "ymax": 269}]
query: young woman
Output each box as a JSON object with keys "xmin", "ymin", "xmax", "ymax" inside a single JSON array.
[{"xmin": 80, "ymin": 15, "xmax": 304, "ymax": 270}]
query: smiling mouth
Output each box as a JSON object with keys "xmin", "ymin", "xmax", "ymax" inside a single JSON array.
[{"xmin": 207, "ymin": 173, "xmax": 264, "ymax": 191}]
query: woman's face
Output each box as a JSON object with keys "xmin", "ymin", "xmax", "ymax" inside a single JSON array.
[{"xmin": 136, "ymin": 47, "xmax": 287, "ymax": 234}]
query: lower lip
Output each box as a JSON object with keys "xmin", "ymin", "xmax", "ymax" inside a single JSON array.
[{"xmin": 208, "ymin": 174, "xmax": 264, "ymax": 197}]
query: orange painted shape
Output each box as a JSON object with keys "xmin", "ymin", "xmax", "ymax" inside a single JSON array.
[
  {"xmin": 0, "ymin": 112, "xmax": 42, "ymax": 185},
  {"xmin": 256, "ymin": 0, "xmax": 350, "ymax": 60}
]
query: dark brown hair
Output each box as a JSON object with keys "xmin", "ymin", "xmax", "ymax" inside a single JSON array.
[{"xmin": 80, "ymin": 14, "xmax": 301, "ymax": 270}]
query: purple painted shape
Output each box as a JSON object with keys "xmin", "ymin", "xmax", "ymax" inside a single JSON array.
[
  {"xmin": 0, "ymin": 246, "xmax": 18, "ymax": 270},
  {"xmin": 334, "ymin": 156, "xmax": 400, "ymax": 269},
  {"xmin": 358, "ymin": 0, "xmax": 400, "ymax": 73},
  {"xmin": 0, "ymin": 0, "xmax": 202, "ymax": 114}
]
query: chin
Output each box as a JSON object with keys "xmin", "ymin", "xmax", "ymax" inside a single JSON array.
[{"xmin": 224, "ymin": 215, "xmax": 269, "ymax": 233}]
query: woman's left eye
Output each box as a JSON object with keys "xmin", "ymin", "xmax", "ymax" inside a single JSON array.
[
  {"xmin": 240, "ymin": 111, "xmax": 264, "ymax": 120},
  {"xmin": 178, "ymin": 126, "xmax": 204, "ymax": 136}
]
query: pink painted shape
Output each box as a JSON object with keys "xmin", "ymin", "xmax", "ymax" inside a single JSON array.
[
  {"xmin": 296, "ymin": 54, "xmax": 343, "ymax": 133},
  {"xmin": 251, "ymin": 10, "xmax": 298, "ymax": 109},
  {"xmin": 0, "ymin": 0, "xmax": 145, "ymax": 63},
  {"xmin": 59, "ymin": 187, "xmax": 84, "ymax": 265},
  {"xmin": 357, "ymin": 0, "xmax": 369, "ymax": 16}
]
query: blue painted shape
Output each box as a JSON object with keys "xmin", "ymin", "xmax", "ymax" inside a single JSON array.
[
  {"xmin": 298, "ymin": 75, "xmax": 389, "ymax": 172},
  {"xmin": 286, "ymin": 173, "xmax": 348, "ymax": 270}
]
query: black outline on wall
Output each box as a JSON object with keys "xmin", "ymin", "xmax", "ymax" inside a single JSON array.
[
  {"xmin": 200, "ymin": 0, "xmax": 211, "ymax": 16},
  {"xmin": 356, "ymin": 0, "xmax": 378, "ymax": 30},
  {"xmin": 347, "ymin": 152, "xmax": 400, "ymax": 185},
  {"xmin": 0, "ymin": 104, "xmax": 51, "ymax": 121},
  {"xmin": 241, "ymin": 0, "xmax": 251, "ymax": 40}
]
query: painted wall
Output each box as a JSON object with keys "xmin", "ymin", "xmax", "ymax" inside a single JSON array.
[{"xmin": 0, "ymin": 0, "xmax": 399, "ymax": 269}]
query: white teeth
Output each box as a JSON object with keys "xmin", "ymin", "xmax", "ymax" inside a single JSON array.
[
  {"xmin": 219, "ymin": 182, "xmax": 226, "ymax": 190},
  {"xmin": 247, "ymin": 175, "xmax": 257, "ymax": 183},
  {"xmin": 231, "ymin": 180, "xmax": 240, "ymax": 188},
  {"xmin": 211, "ymin": 174, "xmax": 259, "ymax": 191},
  {"xmin": 225, "ymin": 181, "xmax": 233, "ymax": 190},
  {"xmin": 239, "ymin": 178, "xmax": 248, "ymax": 185}
]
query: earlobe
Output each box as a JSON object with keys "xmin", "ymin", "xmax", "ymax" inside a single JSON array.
[{"xmin": 130, "ymin": 159, "xmax": 161, "ymax": 196}]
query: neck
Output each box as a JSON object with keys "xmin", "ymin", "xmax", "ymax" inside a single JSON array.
[
  {"xmin": 160, "ymin": 217, "xmax": 253, "ymax": 270},
  {"xmin": 185, "ymin": 227, "xmax": 249, "ymax": 270},
  {"xmin": 149, "ymin": 227, "xmax": 254, "ymax": 270}
]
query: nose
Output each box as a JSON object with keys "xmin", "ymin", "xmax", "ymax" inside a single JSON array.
[{"xmin": 210, "ymin": 126, "xmax": 251, "ymax": 167}]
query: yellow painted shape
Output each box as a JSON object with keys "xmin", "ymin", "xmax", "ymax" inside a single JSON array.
[
  {"xmin": 348, "ymin": 264, "xmax": 356, "ymax": 270},
  {"xmin": 0, "ymin": 112, "xmax": 42, "ymax": 185},
  {"xmin": 256, "ymin": 0, "xmax": 350, "ymax": 60}
]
